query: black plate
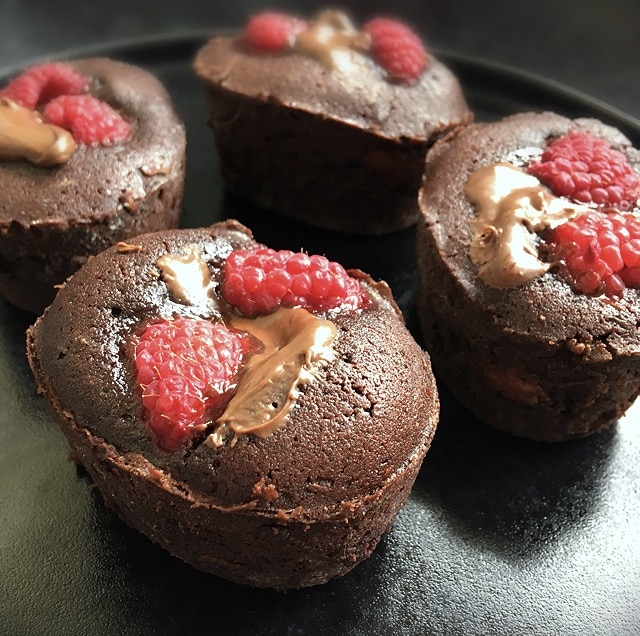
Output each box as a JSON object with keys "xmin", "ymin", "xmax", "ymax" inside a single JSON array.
[{"xmin": 1, "ymin": 33, "xmax": 639, "ymax": 636}]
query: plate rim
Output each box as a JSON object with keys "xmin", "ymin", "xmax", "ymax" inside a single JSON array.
[{"xmin": 1, "ymin": 29, "xmax": 638, "ymax": 140}]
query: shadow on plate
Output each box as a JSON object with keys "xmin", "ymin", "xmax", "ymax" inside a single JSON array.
[
  {"xmin": 414, "ymin": 380, "xmax": 618, "ymax": 560},
  {"xmin": 0, "ymin": 298, "xmax": 45, "ymax": 411},
  {"xmin": 74, "ymin": 468, "xmax": 409, "ymax": 635}
]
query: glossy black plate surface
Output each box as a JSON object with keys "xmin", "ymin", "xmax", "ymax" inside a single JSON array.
[{"xmin": 1, "ymin": 33, "xmax": 639, "ymax": 636}]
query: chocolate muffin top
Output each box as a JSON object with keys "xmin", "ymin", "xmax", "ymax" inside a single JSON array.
[
  {"xmin": 193, "ymin": 12, "xmax": 471, "ymax": 142},
  {"xmin": 27, "ymin": 221, "xmax": 438, "ymax": 517},
  {"xmin": 0, "ymin": 57, "xmax": 185, "ymax": 227},
  {"xmin": 419, "ymin": 111, "xmax": 640, "ymax": 360}
]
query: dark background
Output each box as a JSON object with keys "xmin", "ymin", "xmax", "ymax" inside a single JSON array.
[{"xmin": 1, "ymin": 0, "xmax": 639, "ymax": 121}]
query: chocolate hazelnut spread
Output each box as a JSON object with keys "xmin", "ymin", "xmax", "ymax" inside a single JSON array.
[
  {"xmin": 157, "ymin": 248, "xmax": 216, "ymax": 309},
  {"xmin": 294, "ymin": 10, "xmax": 371, "ymax": 71},
  {"xmin": 465, "ymin": 162, "xmax": 588, "ymax": 288},
  {"xmin": 0, "ymin": 98, "xmax": 76, "ymax": 166},
  {"xmin": 209, "ymin": 307, "xmax": 337, "ymax": 446}
]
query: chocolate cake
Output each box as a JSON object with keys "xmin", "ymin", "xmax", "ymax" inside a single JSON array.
[
  {"xmin": 194, "ymin": 10, "xmax": 472, "ymax": 234},
  {"xmin": 0, "ymin": 57, "xmax": 186, "ymax": 313},
  {"xmin": 417, "ymin": 111, "xmax": 640, "ymax": 442},
  {"xmin": 27, "ymin": 220, "xmax": 439, "ymax": 590}
]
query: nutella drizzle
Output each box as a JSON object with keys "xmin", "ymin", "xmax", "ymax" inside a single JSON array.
[
  {"xmin": 294, "ymin": 10, "xmax": 371, "ymax": 71},
  {"xmin": 465, "ymin": 162, "xmax": 589, "ymax": 288},
  {"xmin": 0, "ymin": 98, "xmax": 76, "ymax": 166},
  {"xmin": 157, "ymin": 248, "xmax": 216, "ymax": 309},
  {"xmin": 207, "ymin": 307, "xmax": 337, "ymax": 447}
]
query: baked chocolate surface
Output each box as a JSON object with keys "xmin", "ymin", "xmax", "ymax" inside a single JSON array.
[
  {"xmin": 417, "ymin": 111, "xmax": 640, "ymax": 441},
  {"xmin": 27, "ymin": 220, "xmax": 439, "ymax": 589},
  {"xmin": 194, "ymin": 30, "xmax": 472, "ymax": 234},
  {"xmin": 195, "ymin": 36, "xmax": 470, "ymax": 142},
  {"xmin": 0, "ymin": 57, "xmax": 186, "ymax": 313}
]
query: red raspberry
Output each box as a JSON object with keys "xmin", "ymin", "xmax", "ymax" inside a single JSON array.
[
  {"xmin": 245, "ymin": 12, "xmax": 307, "ymax": 51},
  {"xmin": 221, "ymin": 247, "xmax": 367, "ymax": 316},
  {"xmin": 0, "ymin": 62, "xmax": 87, "ymax": 109},
  {"xmin": 546, "ymin": 210, "xmax": 640, "ymax": 296},
  {"xmin": 363, "ymin": 17, "xmax": 427, "ymax": 83},
  {"xmin": 44, "ymin": 95, "xmax": 131, "ymax": 145},
  {"xmin": 528, "ymin": 131, "xmax": 640, "ymax": 210},
  {"xmin": 134, "ymin": 318, "xmax": 252, "ymax": 450}
]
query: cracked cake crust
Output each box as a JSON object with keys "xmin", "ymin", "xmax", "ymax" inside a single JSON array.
[
  {"xmin": 417, "ymin": 111, "xmax": 640, "ymax": 441},
  {"xmin": 27, "ymin": 220, "xmax": 439, "ymax": 589}
]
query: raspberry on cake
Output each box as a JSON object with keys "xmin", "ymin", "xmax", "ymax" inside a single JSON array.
[
  {"xmin": 135, "ymin": 318, "xmax": 254, "ymax": 450},
  {"xmin": 417, "ymin": 111, "xmax": 640, "ymax": 442},
  {"xmin": 546, "ymin": 210, "xmax": 640, "ymax": 297},
  {"xmin": 221, "ymin": 247, "xmax": 367, "ymax": 315},
  {"xmin": 363, "ymin": 17, "xmax": 428, "ymax": 82},
  {"xmin": 245, "ymin": 12, "xmax": 307, "ymax": 51},
  {"xmin": 44, "ymin": 94, "xmax": 131, "ymax": 145},
  {"xmin": 528, "ymin": 131, "xmax": 640, "ymax": 209},
  {"xmin": 0, "ymin": 57, "xmax": 186, "ymax": 313},
  {"xmin": 2, "ymin": 62, "xmax": 131, "ymax": 146},
  {"xmin": 0, "ymin": 62, "xmax": 87, "ymax": 109},
  {"xmin": 194, "ymin": 10, "xmax": 472, "ymax": 234},
  {"xmin": 26, "ymin": 221, "xmax": 439, "ymax": 590}
]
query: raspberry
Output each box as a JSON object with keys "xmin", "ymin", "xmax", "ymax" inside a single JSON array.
[
  {"xmin": 363, "ymin": 17, "xmax": 427, "ymax": 82},
  {"xmin": 134, "ymin": 318, "xmax": 252, "ymax": 450},
  {"xmin": 1, "ymin": 62, "xmax": 87, "ymax": 109},
  {"xmin": 546, "ymin": 210, "xmax": 640, "ymax": 296},
  {"xmin": 528, "ymin": 131, "xmax": 640, "ymax": 210},
  {"xmin": 245, "ymin": 12, "xmax": 307, "ymax": 51},
  {"xmin": 221, "ymin": 247, "xmax": 367, "ymax": 316},
  {"xmin": 44, "ymin": 95, "xmax": 131, "ymax": 145}
]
